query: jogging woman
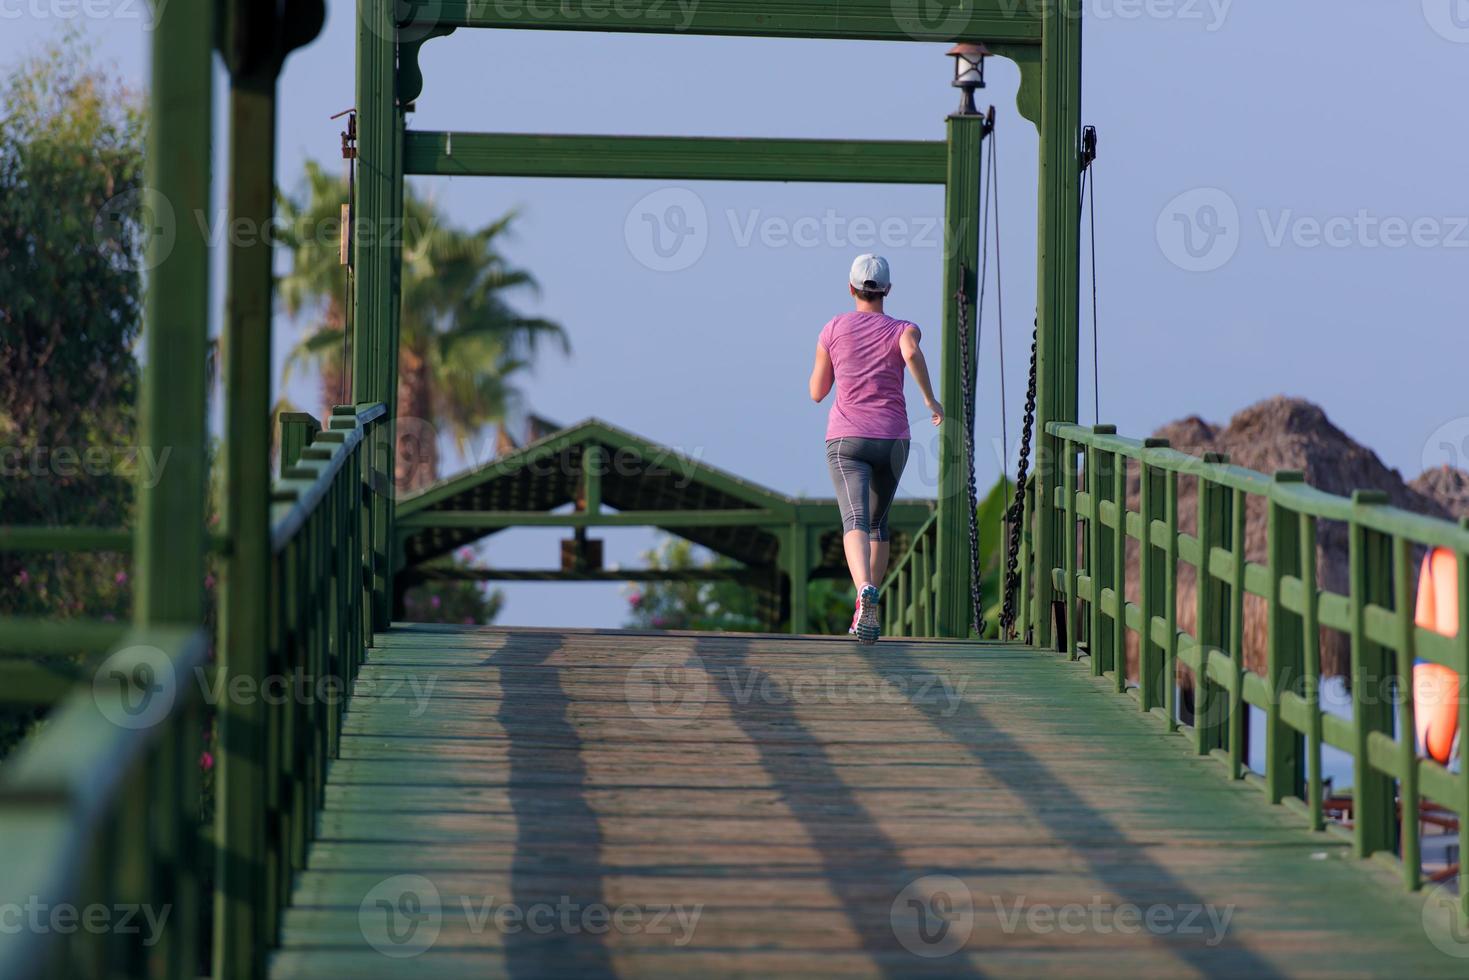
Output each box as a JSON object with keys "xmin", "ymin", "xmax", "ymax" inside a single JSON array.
[{"xmin": 809, "ymin": 254, "xmax": 943, "ymax": 644}]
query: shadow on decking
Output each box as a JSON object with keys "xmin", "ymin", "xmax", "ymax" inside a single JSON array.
[
  {"xmin": 492, "ymin": 632, "xmax": 618, "ymax": 979},
  {"xmin": 862, "ymin": 643, "xmax": 1276, "ymax": 978},
  {"xmin": 692, "ymin": 637, "xmax": 987, "ymax": 979}
]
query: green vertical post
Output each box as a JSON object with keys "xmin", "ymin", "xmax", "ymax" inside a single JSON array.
[
  {"xmin": 1110, "ymin": 452, "xmax": 1126, "ymax": 694},
  {"xmin": 1194, "ymin": 458, "xmax": 1231, "ymax": 755},
  {"xmin": 1456, "ymin": 530, "xmax": 1469, "ymax": 921},
  {"xmin": 1062, "ymin": 436, "xmax": 1078, "ymax": 659},
  {"xmin": 134, "ymin": 5, "xmax": 211, "ymax": 976},
  {"xmin": 1299, "ymin": 511, "xmax": 1324, "ymax": 829},
  {"xmin": 133, "ymin": 0, "xmax": 212, "ymax": 627},
  {"xmin": 1266, "ymin": 473, "xmax": 1306, "ymax": 804},
  {"xmin": 936, "ymin": 112, "xmax": 984, "ymax": 638},
  {"xmin": 214, "ymin": 49, "xmax": 277, "ymax": 978},
  {"xmin": 785, "ymin": 525, "xmax": 808, "ymax": 634},
  {"xmin": 354, "ymin": 0, "xmax": 401, "ymax": 630},
  {"xmin": 583, "ymin": 445, "xmax": 603, "ymax": 515},
  {"xmin": 1226, "ymin": 488, "xmax": 1247, "ymax": 778},
  {"xmin": 1089, "ymin": 427, "xmax": 1117, "ymax": 676},
  {"xmin": 1139, "ymin": 440, "xmax": 1169, "ymax": 711},
  {"xmin": 1031, "ymin": 0, "xmax": 1084, "ymax": 649},
  {"xmin": 1162, "ymin": 466, "xmax": 1179, "ymax": 731},
  {"xmin": 1349, "ymin": 491, "xmax": 1396, "ymax": 858},
  {"xmin": 1391, "ymin": 535, "xmax": 1420, "ymax": 888},
  {"xmin": 279, "ymin": 413, "xmax": 322, "ymax": 474}
]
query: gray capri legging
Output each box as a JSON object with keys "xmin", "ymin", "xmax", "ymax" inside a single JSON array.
[{"xmin": 825, "ymin": 437, "xmax": 911, "ymax": 542}]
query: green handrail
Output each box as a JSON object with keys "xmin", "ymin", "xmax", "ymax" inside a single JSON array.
[
  {"xmin": 216, "ymin": 403, "xmax": 387, "ymax": 972},
  {"xmin": 0, "ymin": 403, "xmax": 388, "ymax": 980},
  {"xmin": 1044, "ymin": 421, "xmax": 1469, "ymax": 917},
  {"xmin": 0, "ymin": 627, "xmax": 209, "ymax": 979},
  {"xmin": 882, "ymin": 513, "xmax": 941, "ymax": 637}
]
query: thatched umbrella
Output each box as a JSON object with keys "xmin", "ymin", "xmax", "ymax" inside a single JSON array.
[{"xmin": 1110, "ymin": 396, "xmax": 1447, "ymax": 684}]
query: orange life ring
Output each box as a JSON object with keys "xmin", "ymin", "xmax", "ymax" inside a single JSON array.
[{"xmin": 1413, "ymin": 547, "xmax": 1460, "ymax": 765}]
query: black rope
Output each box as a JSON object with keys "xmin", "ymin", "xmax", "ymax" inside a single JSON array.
[{"xmin": 1081, "ymin": 125, "xmax": 1100, "ymax": 425}]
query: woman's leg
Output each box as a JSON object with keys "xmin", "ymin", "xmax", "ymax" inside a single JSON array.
[
  {"xmin": 869, "ymin": 539, "xmax": 891, "ymax": 586},
  {"xmin": 826, "ymin": 439, "xmax": 875, "ymax": 589},
  {"xmin": 866, "ymin": 439, "xmax": 911, "ymax": 587}
]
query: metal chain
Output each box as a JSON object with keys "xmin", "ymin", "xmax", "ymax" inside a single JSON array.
[
  {"xmin": 1000, "ymin": 315, "xmax": 1039, "ymax": 639},
  {"xmin": 955, "ymin": 267, "xmax": 985, "ymax": 636}
]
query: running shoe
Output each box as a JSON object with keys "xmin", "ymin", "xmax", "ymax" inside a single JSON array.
[{"xmin": 855, "ymin": 584, "xmax": 881, "ymax": 645}]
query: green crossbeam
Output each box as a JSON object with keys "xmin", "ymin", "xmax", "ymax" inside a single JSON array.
[
  {"xmin": 404, "ymin": 132, "xmax": 948, "ymax": 183},
  {"xmin": 413, "ymin": 0, "xmax": 1043, "ymax": 43}
]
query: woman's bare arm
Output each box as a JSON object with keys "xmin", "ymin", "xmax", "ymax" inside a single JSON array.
[
  {"xmin": 809, "ymin": 342, "xmax": 835, "ymax": 402},
  {"xmin": 899, "ymin": 327, "xmax": 943, "ymax": 426}
]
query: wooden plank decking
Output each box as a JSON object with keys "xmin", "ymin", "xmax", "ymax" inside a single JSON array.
[{"xmin": 271, "ymin": 625, "xmax": 1463, "ymax": 978}]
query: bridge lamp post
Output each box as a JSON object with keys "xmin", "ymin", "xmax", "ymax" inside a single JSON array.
[
  {"xmin": 936, "ymin": 43, "xmax": 990, "ymax": 636},
  {"xmin": 948, "ymin": 43, "xmax": 991, "ymax": 117}
]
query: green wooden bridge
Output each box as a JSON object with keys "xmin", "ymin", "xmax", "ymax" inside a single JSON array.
[{"xmin": 3, "ymin": 2, "xmax": 1468, "ymax": 978}]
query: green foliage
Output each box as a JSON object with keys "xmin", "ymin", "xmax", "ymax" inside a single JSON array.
[
  {"xmin": 624, "ymin": 479, "xmax": 1016, "ymax": 638},
  {"xmin": 0, "ymin": 37, "xmax": 144, "ymax": 754},
  {"xmin": 401, "ymin": 549, "xmax": 506, "ymax": 626},
  {"xmin": 0, "ymin": 37, "xmax": 143, "ymax": 553},
  {"xmin": 623, "ymin": 538, "xmax": 764, "ymax": 632},
  {"xmin": 976, "ymin": 476, "xmax": 1011, "ymax": 639},
  {"xmin": 806, "ymin": 578, "xmax": 858, "ymax": 635},
  {"xmin": 623, "ymin": 537, "xmax": 858, "ymax": 634},
  {"xmin": 277, "ymin": 163, "xmax": 568, "ymax": 470}
]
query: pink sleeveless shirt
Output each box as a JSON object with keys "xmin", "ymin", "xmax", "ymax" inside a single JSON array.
[{"xmin": 818, "ymin": 312, "xmax": 914, "ymax": 441}]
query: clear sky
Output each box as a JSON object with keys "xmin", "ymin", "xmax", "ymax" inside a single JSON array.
[{"xmin": 7, "ymin": 2, "xmax": 1468, "ymax": 627}]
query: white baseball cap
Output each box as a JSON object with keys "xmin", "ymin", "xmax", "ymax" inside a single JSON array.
[{"xmin": 849, "ymin": 253, "xmax": 892, "ymax": 294}]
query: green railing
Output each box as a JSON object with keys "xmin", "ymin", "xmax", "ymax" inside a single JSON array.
[
  {"xmin": 883, "ymin": 513, "xmax": 940, "ymax": 637},
  {"xmin": 0, "ymin": 403, "xmax": 386, "ymax": 979},
  {"xmin": 0, "ymin": 627, "xmax": 209, "ymax": 979},
  {"xmin": 1043, "ymin": 421, "xmax": 1469, "ymax": 916}
]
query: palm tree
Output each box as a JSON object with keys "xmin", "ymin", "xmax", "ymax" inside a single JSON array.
[{"xmin": 278, "ymin": 161, "xmax": 567, "ymax": 491}]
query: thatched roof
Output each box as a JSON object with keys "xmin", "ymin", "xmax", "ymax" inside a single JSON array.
[{"xmin": 1117, "ymin": 396, "xmax": 1446, "ymax": 681}]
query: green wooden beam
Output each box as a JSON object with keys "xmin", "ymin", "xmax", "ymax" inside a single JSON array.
[
  {"xmin": 278, "ymin": 413, "xmax": 322, "ymax": 474},
  {"xmin": 405, "ymin": 567, "xmax": 766, "ymax": 583},
  {"xmin": 405, "ymin": 132, "xmax": 948, "ymax": 184},
  {"xmin": 355, "ymin": 0, "xmax": 403, "ymax": 631},
  {"xmin": 215, "ymin": 38, "xmax": 279, "ymax": 980},
  {"xmin": 934, "ymin": 112, "xmax": 985, "ymax": 639},
  {"xmin": 413, "ymin": 0, "xmax": 1042, "ymax": 43},
  {"xmin": 399, "ymin": 508, "xmax": 782, "ymax": 529},
  {"xmin": 133, "ymin": 0, "xmax": 213, "ymax": 627},
  {"xmin": 0, "ymin": 526, "xmax": 133, "ymax": 553},
  {"xmin": 1030, "ymin": 0, "xmax": 1084, "ymax": 647},
  {"xmin": 0, "ymin": 618, "xmax": 130, "ymax": 656}
]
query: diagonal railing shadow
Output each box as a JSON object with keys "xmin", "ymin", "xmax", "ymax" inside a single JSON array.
[
  {"xmin": 491, "ymin": 631, "xmax": 617, "ymax": 979},
  {"xmin": 862, "ymin": 643, "xmax": 1279, "ymax": 978},
  {"xmin": 691, "ymin": 636, "xmax": 987, "ymax": 979}
]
